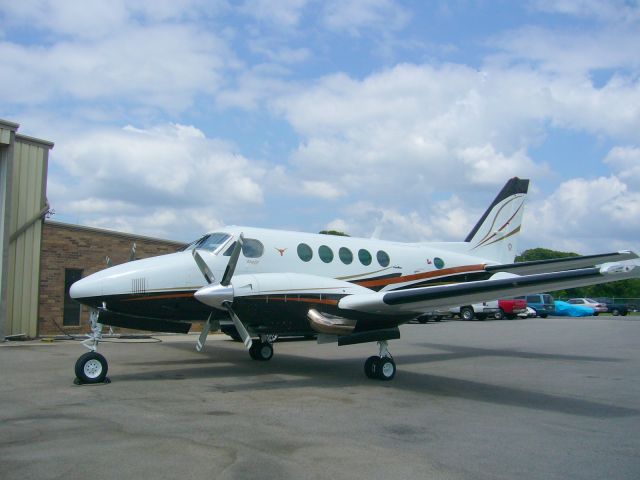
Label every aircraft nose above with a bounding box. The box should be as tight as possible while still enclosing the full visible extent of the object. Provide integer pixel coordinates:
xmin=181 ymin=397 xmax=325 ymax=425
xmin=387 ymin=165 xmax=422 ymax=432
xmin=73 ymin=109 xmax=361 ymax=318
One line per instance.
xmin=69 ymin=276 xmax=102 ymax=300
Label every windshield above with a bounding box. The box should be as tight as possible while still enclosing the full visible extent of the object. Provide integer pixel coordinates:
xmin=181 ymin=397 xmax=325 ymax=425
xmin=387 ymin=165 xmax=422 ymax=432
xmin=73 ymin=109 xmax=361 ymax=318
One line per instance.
xmin=182 ymin=233 xmax=232 ymax=253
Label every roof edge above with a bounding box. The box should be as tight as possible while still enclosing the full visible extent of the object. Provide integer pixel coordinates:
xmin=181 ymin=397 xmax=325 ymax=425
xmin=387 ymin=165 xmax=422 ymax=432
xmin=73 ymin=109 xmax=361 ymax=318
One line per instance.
xmin=45 ymin=220 xmax=185 ymax=246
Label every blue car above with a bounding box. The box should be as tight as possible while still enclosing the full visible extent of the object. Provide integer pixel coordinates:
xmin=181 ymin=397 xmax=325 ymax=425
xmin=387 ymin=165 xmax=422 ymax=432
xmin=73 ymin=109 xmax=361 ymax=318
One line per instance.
xmin=554 ymin=300 xmax=595 ymax=317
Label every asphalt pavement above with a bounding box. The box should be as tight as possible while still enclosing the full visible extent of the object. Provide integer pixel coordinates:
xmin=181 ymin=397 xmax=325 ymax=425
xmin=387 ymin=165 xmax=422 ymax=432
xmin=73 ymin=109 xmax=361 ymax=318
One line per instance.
xmin=1 ymin=316 xmax=639 ymax=480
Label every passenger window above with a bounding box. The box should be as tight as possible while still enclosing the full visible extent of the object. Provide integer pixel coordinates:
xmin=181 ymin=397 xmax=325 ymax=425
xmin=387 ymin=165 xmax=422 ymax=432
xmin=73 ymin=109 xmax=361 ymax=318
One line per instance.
xmin=242 ymin=239 xmax=264 ymax=258
xmin=526 ymin=295 xmax=538 ymax=303
xmin=297 ymin=243 xmax=313 ymax=262
xmin=223 ymin=238 xmax=264 ymax=258
xmin=319 ymin=245 xmax=334 ymax=263
xmin=358 ymin=249 xmax=372 ymax=266
xmin=377 ymin=250 xmax=390 ymax=267
xmin=339 ymin=247 xmax=353 ymax=264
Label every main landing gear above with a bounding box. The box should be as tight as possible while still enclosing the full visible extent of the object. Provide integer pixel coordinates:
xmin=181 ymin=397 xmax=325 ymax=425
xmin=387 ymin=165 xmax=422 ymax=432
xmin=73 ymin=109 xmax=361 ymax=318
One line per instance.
xmin=74 ymin=308 xmax=110 ymax=384
xmin=248 ymin=335 xmax=275 ymax=361
xmin=364 ymin=340 xmax=396 ymax=381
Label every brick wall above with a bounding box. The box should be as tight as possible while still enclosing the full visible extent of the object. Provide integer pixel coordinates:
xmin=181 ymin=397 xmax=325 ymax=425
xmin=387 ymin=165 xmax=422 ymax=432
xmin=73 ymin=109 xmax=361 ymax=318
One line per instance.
xmin=38 ymin=221 xmax=186 ymax=336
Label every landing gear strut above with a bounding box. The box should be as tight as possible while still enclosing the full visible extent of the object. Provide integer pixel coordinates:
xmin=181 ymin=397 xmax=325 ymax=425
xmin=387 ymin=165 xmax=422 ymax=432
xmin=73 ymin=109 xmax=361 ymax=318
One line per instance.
xmin=74 ymin=308 xmax=109 ymax=384
xmin=364 ymin=340 xmax=396 ymax=381
xmin=249 ymin=334 xmax=275 ymax=361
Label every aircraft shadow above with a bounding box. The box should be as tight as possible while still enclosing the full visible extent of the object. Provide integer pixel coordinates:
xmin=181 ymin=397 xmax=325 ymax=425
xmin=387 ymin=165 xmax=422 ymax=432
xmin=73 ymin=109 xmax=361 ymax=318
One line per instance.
xmin=404 ymin=342 xmax=623 ymax=364
xmin=113 ymin=340 xmax=637 ymax=418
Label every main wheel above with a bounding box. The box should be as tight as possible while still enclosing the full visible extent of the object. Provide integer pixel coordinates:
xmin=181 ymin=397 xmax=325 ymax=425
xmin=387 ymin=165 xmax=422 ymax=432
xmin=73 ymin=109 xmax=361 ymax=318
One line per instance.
xmin=377 ymin=357 xmax=396 ymax=381
xmin=249 ymin=341 xmax=273 ymax=361
xmin=364 ymin=355 xmax=379 ymax=379
xmin=75 ymin=351 xmax=108 ymax=384
xmin=460 ymin=307 xmax=475 ymax=321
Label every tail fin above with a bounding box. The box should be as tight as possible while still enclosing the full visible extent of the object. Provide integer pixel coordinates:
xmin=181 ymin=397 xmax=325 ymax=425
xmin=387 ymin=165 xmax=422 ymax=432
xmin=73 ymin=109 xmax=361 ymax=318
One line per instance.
xmin=465 ymin=177 xmax=529 ymax=264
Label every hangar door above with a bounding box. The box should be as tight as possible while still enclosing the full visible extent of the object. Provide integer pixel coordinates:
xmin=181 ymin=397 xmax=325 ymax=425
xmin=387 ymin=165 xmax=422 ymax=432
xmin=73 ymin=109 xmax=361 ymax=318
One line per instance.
xmin=0 ymin=119 xmax=52 ymax=339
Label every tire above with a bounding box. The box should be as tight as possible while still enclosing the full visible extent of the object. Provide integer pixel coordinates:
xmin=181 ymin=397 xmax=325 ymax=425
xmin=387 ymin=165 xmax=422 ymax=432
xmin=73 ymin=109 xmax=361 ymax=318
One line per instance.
xmin=611 ymin=308 xmax=620 ymax=316
xmin=75 ymin=351 xmax=108 ymax=384
xmin=460 ymin=307 xmax=475 ymax=321
xmin=249 ymin=341 xmax=273 ymax=361
xmin=377 ymin=357 xmax=396 ymax=381
xmin=540 ymin=313 xmax=548 ymax=318
xmin=494 ymin=309 xmax=505 ymax=320
xmin=506 ymin=314 xmax=517 ymax=320
xmin=364 ymin=356 xmax=379 ymax=379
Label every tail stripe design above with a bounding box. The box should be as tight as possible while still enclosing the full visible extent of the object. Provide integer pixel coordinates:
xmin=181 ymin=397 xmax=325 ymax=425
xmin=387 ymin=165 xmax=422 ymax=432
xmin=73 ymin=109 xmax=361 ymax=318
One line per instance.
xmin=470 ymin=197 xmax=525 ymax=250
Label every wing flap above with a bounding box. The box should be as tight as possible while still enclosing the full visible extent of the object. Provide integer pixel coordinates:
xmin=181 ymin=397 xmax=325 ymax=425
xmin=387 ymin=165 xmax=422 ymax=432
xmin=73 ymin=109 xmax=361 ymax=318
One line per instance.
xmin=338 ymin=262 xmax=640 ymax=315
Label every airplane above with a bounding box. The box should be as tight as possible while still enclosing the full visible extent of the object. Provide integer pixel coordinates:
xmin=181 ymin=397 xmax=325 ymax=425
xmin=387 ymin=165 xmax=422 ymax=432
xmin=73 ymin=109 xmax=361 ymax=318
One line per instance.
xmin=69 ymin=177 xmax=640 ymax=384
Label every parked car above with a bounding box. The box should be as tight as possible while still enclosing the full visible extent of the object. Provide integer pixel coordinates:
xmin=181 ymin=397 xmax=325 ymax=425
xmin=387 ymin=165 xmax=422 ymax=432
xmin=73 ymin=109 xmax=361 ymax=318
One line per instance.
xmin=595 ymin=298 xmax=632 ymax=316
xmin=567 ymin=298 xmax=607 ymax=315
xmin=554 ymin=300 xmax=595 ymax=317
xmin=450 ymin=298 xmax=527 ymax=320
xmin=514 ymin=294 xmax=555 ymax=318
xmin=604 ymin=301 xmax=629 ymax=316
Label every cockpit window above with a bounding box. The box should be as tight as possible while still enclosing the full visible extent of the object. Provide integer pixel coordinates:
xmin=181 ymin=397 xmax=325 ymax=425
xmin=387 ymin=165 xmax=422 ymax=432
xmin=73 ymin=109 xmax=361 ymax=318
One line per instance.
xmin=199 ymin=233 xmax=232 ymax=252
xmin=223 ymin=238 xmax=265 ymax=258
xmin=183 ymin=233 xmax=231 ymax=253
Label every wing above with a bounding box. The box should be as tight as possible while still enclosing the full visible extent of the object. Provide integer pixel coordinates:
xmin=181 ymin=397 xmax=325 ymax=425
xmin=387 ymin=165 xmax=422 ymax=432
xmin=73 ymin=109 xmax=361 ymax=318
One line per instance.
xmin=338 ymin=262 xmax=640 ymax=315
xmin=485 ymin=250 xmax=637 ymax=276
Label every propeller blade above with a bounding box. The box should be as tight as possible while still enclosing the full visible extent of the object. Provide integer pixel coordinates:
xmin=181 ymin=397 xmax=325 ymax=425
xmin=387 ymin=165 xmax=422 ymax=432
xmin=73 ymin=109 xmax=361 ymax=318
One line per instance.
xmin=220 ymin=233 xmax=244 ymax=287
xmin=227 ymin=304 xmax=252 ymax=349
xmin=196 ymin=314 xmax=212 ymax=352
xmin=192 ymin=249 xmax=215 ymax=284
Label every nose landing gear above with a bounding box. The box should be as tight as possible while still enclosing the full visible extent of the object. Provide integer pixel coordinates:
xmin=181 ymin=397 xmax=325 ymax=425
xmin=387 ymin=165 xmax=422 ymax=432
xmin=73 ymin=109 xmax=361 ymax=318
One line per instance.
xmin=74 ymin=308 xmax=110 ymax=385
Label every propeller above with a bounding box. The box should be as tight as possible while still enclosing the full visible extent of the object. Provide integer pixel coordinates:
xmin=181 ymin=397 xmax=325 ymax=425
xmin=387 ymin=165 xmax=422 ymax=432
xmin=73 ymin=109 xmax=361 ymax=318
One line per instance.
xmin=192 ymin=234 xmax=253 ymax=350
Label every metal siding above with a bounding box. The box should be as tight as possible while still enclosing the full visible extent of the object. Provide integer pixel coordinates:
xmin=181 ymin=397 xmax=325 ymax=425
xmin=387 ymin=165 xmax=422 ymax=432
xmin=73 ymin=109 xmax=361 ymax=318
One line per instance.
xmin=6 ymin=139 xmax=47 ymax=337
xmin=0 ymin=128 xmax=10 ymax=145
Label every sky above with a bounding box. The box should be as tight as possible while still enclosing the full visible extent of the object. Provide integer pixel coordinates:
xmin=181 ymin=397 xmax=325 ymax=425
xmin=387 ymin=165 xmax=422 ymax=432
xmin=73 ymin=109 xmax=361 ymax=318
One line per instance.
xmin=1 ymin=0 xmax=639 ymax=255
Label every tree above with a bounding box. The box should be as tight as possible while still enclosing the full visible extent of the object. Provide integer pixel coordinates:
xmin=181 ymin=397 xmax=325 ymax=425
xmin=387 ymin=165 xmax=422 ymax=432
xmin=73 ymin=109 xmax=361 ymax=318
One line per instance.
xmin=319 ymin=230 xmax=350 ymax=236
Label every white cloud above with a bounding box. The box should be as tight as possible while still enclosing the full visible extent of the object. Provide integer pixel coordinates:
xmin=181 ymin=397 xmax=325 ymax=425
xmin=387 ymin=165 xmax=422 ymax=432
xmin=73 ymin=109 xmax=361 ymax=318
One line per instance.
xmin=301 ymin=180 xmax=344 ymax=199
xmin=1 ymin=0 xmax=224 ymax=39
xmin=49 ymin=123 xmax=266 ymax=239
xmin=523 ymin=176 xmax=640 ymax=253
xmin=0 ymin=24 xmax=232 ymax=111
xmin=605 ymin=146 xmax=640 ymax=187
xmin=322 ymin=0 xmax=410 ymax=36
xmin=239 ymin=0 xmax=308 ymax=27
xmin=531 ymin=0 xmax=640 ymax=24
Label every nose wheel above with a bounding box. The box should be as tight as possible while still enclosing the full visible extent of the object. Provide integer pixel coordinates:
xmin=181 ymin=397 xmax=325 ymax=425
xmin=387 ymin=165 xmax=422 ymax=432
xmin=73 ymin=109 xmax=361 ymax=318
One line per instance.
xmin=74 ymin=307 xmax=110 ymax=385
xmin=364 ymin=341 xmax=396 ymax=380
xmin=75 ymin=351 xmax=109 ymax=384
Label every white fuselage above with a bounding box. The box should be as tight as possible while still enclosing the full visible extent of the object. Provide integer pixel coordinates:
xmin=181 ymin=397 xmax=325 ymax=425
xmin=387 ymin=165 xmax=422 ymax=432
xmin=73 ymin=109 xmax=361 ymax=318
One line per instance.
xmin=70 ymin=225 xmax=501 ymax=303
